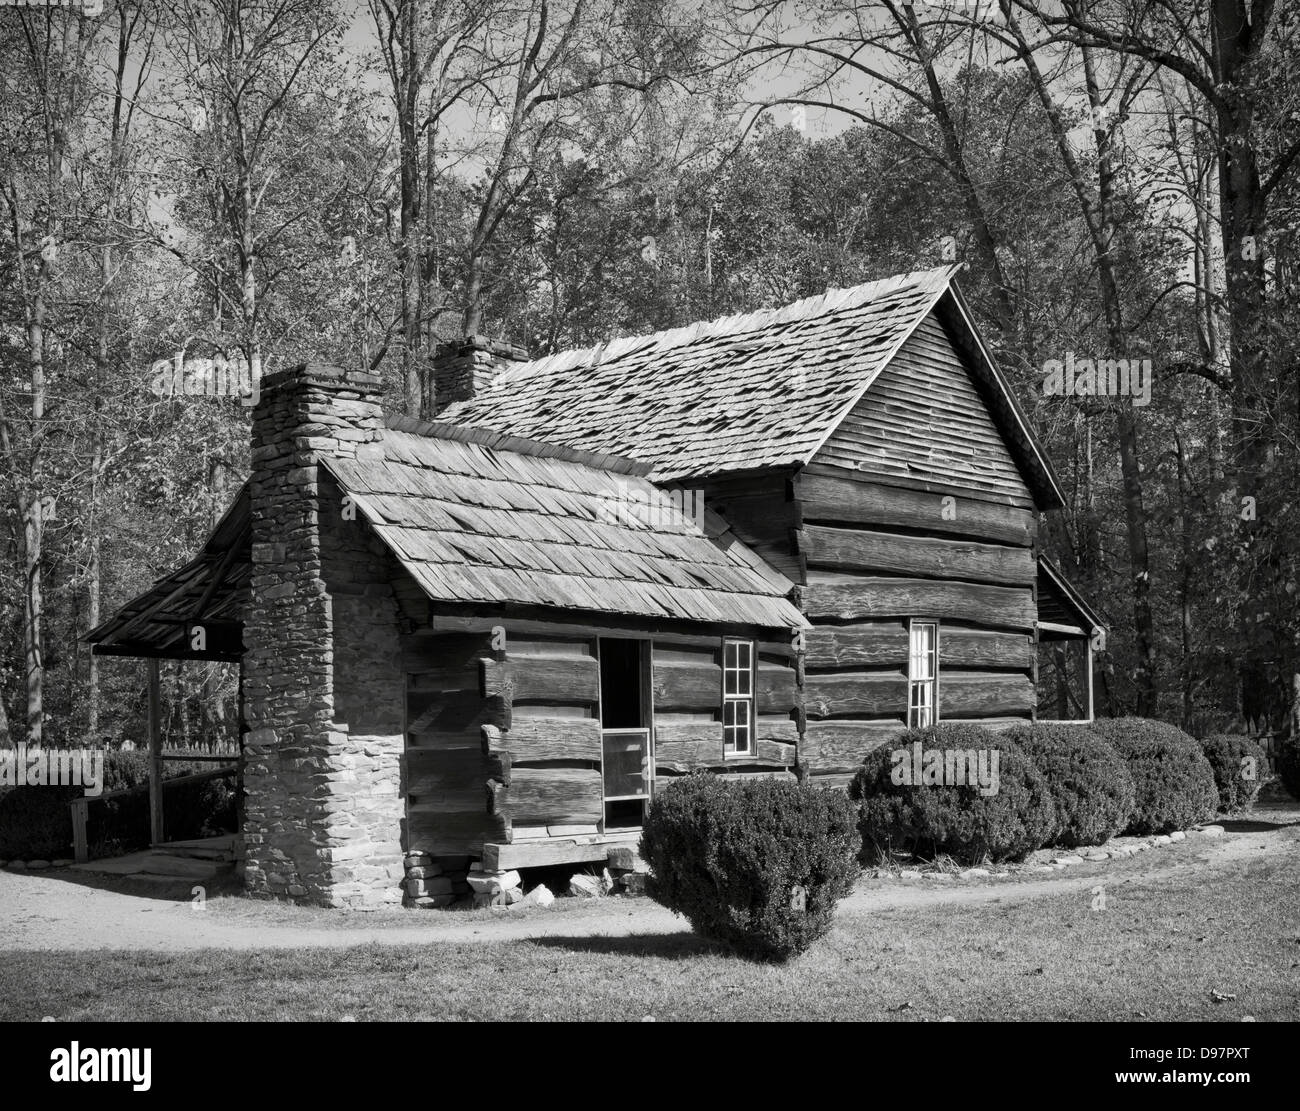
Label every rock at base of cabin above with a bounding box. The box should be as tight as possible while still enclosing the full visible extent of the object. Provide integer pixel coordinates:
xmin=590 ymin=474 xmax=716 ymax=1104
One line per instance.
xmin=407 ymin=893 xmax=456 ymax=909
xmin=608 ymin=847 xmax=650 ymax=873
xmin=504 ymin=887 xmax=525 ymax=905
xmin=27 ymin=859 xmax=51 ymax=870
xmin=569 ymin=873 xmax=603 ymax=898
xmin=523 ymin=883 xmax=555 ymax=907
xmin=405 ymin=852 xmax=433 ymax=868
xmin=473 ymin=890 xmax=509 ymax=909
xmin=407 ymin=876 xmax=454 ymax=898
xmin=618 ymin=872 xmax=649 ymax=896
xmin=405 ymin=864 xmax=443 ymax=880
xmin=6 ymin=860 xmax=27 ymax=871
xmin=51 ymin=859 xmax=73 ymax=868
xmin=466 ymin=869 xmax=521 ymax=895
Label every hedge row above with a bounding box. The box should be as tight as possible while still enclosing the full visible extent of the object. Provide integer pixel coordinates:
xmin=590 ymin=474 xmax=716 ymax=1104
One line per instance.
xmin=0 ymin=750 xmax=236 ymax=860
xmin=846 ymin=718 xmax=1237 ymax=867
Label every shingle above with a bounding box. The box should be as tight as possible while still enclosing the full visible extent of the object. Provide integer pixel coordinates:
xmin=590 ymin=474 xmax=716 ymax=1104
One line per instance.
xmin=440 ymin=267 xmax=957 ymax=481
xmin=320 ymin=430 xmax=805 ymax=630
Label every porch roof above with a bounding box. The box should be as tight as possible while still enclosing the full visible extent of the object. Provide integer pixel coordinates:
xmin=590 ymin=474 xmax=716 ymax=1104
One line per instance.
xmin=1036 ymin=556 xmax=1106 ymax=641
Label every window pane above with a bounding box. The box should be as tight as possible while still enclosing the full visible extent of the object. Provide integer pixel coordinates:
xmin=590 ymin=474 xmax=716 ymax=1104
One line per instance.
xmin=735 ymin=662 xmax=751 ymax=696
xmin=602 ymin=731 xmax=649 ymax=798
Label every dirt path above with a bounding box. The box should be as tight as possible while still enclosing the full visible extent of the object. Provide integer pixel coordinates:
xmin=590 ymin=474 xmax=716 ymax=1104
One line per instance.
xmin=2 ymin=816 xmax=1294 ymax=952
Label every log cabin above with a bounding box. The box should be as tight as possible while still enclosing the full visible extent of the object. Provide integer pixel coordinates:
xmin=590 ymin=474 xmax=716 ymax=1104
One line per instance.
xmin=88 ymin=264 xmax=1102 ymax=907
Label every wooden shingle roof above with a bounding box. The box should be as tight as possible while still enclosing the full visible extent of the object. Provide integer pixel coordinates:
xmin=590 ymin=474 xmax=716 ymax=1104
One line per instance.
xmin=323 ymin=418 xmax=806 ymax=629
xmin=442 ymin=266 xmax=958 ymax=483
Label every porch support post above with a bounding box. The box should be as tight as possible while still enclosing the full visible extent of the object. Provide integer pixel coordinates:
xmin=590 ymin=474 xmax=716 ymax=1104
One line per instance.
xmin=148 ymin=658 xmax=164 ymax=845
xmin=1085 ymin=633 xmax=1095 ymax=723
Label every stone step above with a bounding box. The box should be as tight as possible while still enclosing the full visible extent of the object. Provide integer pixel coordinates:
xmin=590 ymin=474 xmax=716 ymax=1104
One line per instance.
xmin=72 ymin=852 xmax=231 ymax=881
xmin=155 ymin=836 xmax=237 ymax=862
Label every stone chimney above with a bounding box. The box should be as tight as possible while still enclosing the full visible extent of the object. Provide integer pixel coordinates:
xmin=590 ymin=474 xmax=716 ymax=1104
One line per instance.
xmin=432 ymin=335 xmax=528 ymax=414
xmin=243 ymin=363 xmax=405 ymax=908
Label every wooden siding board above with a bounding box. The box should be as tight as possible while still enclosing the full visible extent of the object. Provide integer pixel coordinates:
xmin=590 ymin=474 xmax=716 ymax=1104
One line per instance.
xmin=798 ymin=525 xmax=1035 ymax=586
xmin=803 ymin=577 xmax=1035 ymax=631
xmin=811 ymin=315 xmax=1034 ymax=502
xmin=796 ymin=470 xmax=1037 ymax=547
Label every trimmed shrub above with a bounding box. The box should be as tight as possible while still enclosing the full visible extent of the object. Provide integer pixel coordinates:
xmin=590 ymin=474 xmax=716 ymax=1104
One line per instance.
xmin=1003 ymin=722 xmax=1136 ymax=847
xmin=1087 ymin=718 xmax=1219 ymax=833
xmin=639 ymin=774 xmax=859 ymax=961
xmin=849 ymin=723 xmax=1055 ymax=865
xmin=1276 ymin=730 xmax=1300 ymax=802
xmin=1199 ymin=734 xmax=1268 ymax=814
xmin=0 ymin=784 xmax=81 ymax=858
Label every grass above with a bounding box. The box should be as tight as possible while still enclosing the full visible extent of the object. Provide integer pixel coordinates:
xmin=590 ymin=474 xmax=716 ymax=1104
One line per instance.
xmin=4 ymin=842 xmax=1299 ymax=1022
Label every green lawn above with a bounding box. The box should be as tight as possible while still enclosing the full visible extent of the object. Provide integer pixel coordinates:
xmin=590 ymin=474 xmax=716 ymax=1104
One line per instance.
xmin=5 ymin=845 xmax=1298 ymax=1022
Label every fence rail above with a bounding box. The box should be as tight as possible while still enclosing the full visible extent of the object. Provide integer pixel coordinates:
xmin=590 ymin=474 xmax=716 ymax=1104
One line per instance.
xmin=69 ymin=764 xmax=239 ymax=864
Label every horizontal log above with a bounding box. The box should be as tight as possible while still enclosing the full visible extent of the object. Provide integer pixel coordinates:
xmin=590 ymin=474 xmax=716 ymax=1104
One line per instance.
xmin=941 ymin=673 xmax=1036 ymax=717
xmin=803 ymin=578 xmax=1034 ymax=631
xmin=940 ymin=630 xmax=1033 ymax=670
xmin=406 ymin=689 xmax=506 ymax=737
xmin=756 ymin=738 xmax=798 ymax=765
xmin=804 ymin=623 xmax=908 ymax=669
xmin=405 ymin=666 xmax=479 ymax=694
xmin=482 ymin=717 xmax=601 ymax=763
xmin=482 ymin=836 xmax=638 ymax=871
xmin=714 ymin=769 xmax=798 ymax=782
xmin=655 ymin=721 xmax=724 ymax=766
xmin=804 ymin=671 xmax=908 ymax=719
xmin=505 ymin=766 xmax=603 ymax=825
xmin=753 ymin=719 xmax=800 ymax=745
xmin=755 ymin=666 xmax=797 ymax=713
xmin=802 ymin=721 xmax=905 ymax=773
xmin=797 ymin=525 xmax=1035 ymax=586
xmin=482 ymin=656 xmax=598 ymax=703
xmin=651 ymin=661 xmax=721 ymax=711
xmin=405 ymin=808 xmax=507 ymax=856
xmin=804 ymin=771 xmax=856 ymax=790
xmin=401 ymin=632 xmax=493 ymax=674
xmin=402 ymin=748 xmax=506 ymax=797
xmin=797 ymin=470 xmax=1037 ymax=546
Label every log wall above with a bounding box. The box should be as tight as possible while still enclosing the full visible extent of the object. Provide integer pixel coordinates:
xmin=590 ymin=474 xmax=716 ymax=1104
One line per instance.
xmin=402 ymin=623 xmax=802 ymax=858
xmin=699 ymin=309 xmax=1043 ymax=788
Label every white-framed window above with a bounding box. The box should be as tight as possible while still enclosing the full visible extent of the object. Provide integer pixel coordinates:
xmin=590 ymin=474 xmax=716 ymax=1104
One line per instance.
xmin=722 ymin=638 xmax=754 ymax=755
xmin=908 ymin=620 xmax=939 ymax=728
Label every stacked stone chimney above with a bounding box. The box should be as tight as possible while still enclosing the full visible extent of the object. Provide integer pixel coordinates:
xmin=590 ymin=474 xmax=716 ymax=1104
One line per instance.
xmin=432 ymin=335 xmax=527 ymax=414
xmin=243 ymin=363 xmax=405 ymax=908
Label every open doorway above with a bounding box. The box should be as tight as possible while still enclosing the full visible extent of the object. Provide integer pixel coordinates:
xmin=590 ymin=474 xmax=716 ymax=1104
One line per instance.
xmin=597 ymin=638 xmax=652 ymax=830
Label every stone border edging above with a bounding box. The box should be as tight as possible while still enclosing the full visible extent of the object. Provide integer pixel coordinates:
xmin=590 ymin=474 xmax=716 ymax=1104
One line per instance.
xmin=871 ymin=824 xmax=1227 ymax=883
